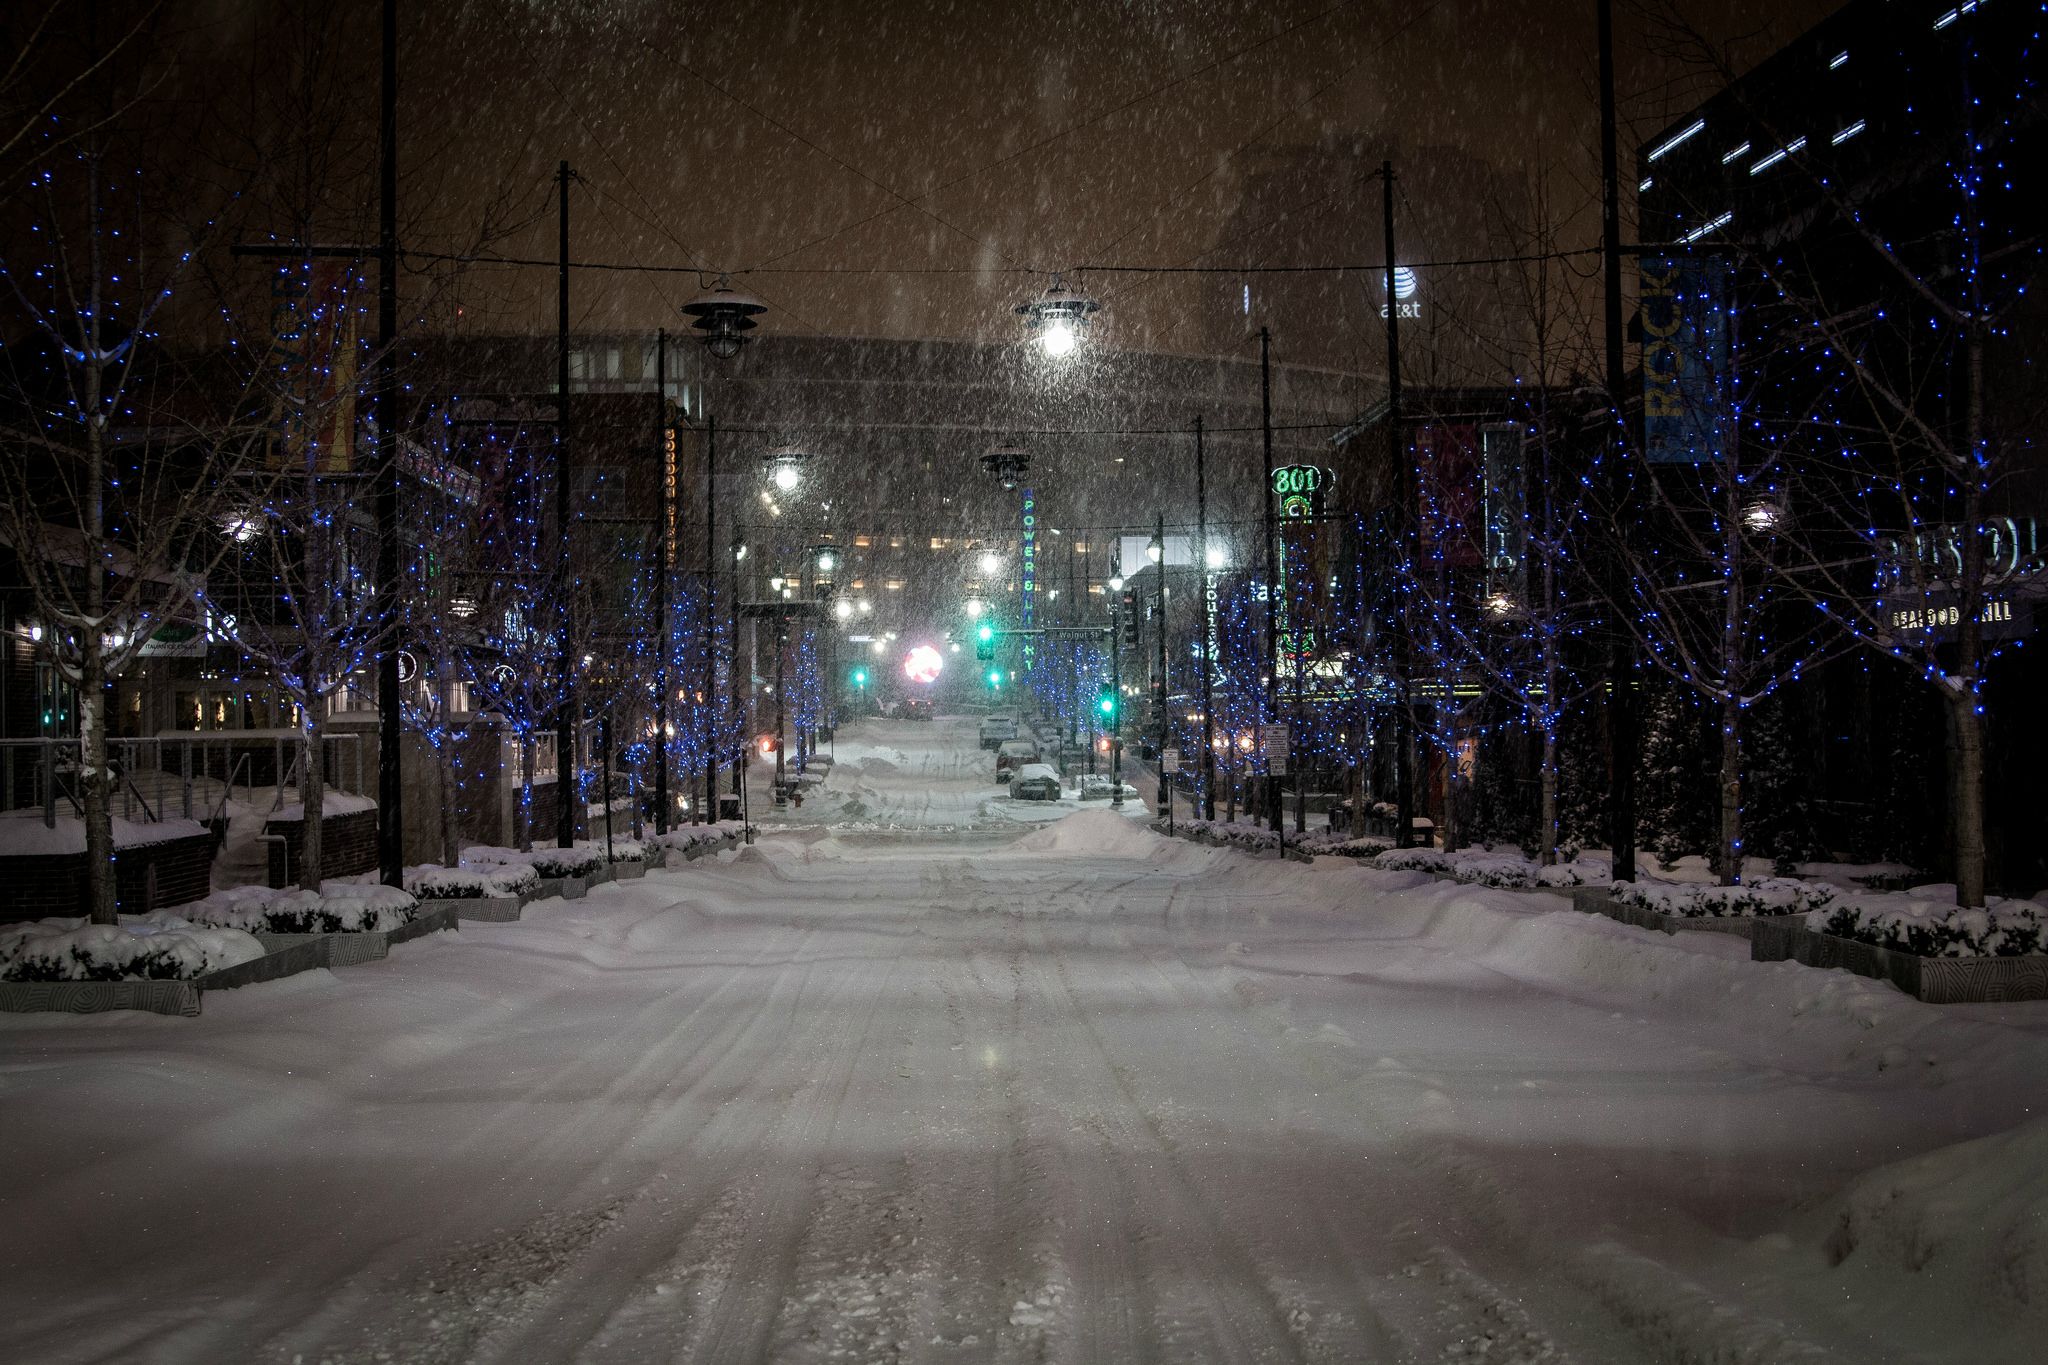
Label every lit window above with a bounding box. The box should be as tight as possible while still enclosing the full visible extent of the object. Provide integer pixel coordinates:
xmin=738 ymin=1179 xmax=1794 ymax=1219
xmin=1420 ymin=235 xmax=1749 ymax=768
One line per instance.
xmin=1647 ymin=119 xmax=1705 ymax=161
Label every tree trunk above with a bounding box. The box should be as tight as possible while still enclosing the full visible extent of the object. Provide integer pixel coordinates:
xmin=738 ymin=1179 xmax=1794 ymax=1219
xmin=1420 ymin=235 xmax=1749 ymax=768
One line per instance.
xmin=1717 ymin=693 xmax=1742 ymax=887
xmin=438 ymin=739 xmax=459 ymax=868
xmin=1539 ymin=722 xmax=1559 ymax=866
xmin=1948 ymin=690 xmax=1987 ymax=907
xmin=516 ymin=733 xmax=534 ymax=853
xmin=299 ymin=714 xmax=324 ymax=891
xmin=80 ymin=642 xmax=117 ymax=923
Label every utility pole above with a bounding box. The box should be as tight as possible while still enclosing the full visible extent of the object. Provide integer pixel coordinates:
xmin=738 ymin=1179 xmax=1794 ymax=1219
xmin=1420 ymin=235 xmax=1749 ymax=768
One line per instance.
xmin=1597 ymin=0 xmax=1638 ymax=883
xmin=703 ymin=414 xmax=718 ymax=822
xmin=654 ymin=328 xmax=669 ymax=836
xmin=1259 ymin=327 xmax=1280 ymax=834
xmin=1383 ymin=160 xmax=1416 ymax=850
xmin=374 ymin=0 xmax=402 ymax=884
xmin=1196 ymin=415 xmax=1216 ymax=821
xmin=1154 ymin=511 xmax=1168 ymax=824
xmin=555 ymin=159 xmax=576 ymax=849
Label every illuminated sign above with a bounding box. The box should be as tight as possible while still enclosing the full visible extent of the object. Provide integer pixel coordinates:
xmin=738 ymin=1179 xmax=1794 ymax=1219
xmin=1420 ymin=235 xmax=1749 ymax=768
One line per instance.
xmin=663 ymin=426 xmax=679 ymax=568
xmin=1272 ymin=464 xmax=1330 ymax=520
xmin=1020 ymin=488 xmax=1037 ymax=675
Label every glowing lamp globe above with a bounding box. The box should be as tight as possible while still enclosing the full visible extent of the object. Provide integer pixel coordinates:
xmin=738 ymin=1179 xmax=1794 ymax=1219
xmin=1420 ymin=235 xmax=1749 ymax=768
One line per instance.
xmin=903 ymin=644 xmax=945 ymax=685
xmin=772 ymin=463 xmax=800 ymax=493
xmin=1038 ymin=320 xmax=1077 ymax=357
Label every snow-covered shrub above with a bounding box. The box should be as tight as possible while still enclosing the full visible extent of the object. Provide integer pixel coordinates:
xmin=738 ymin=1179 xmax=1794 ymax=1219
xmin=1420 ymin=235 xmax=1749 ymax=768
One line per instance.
xmin=1 ymin=914 xmax=263 ymax=982
xmin=1613 ymin=877 xmax=1835 ymax=920
xmin=406 ymin=862 xmax=538 ymax=899
xmin=599 ymin=838 xmax=647 ymax=863
xmin=529 ymin=846 xmax=605 ymax=879
xmin=1814 ymin=898 xmax=2046 ymax=958
xmin=1371 ymin=848 xmax=1454 ymax=874
xmin=183 ymin=882 xmax=418 ymax=934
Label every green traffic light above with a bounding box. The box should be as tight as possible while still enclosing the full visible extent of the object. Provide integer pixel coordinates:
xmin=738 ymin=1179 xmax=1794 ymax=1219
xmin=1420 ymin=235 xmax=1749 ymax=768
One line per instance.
xmin=987 ymin=669 xmax=1002 ymax=687
xmin=852 ymin=668 xmax=868 ymax=686
xmin=976 ymin=623 xmax=994 ymax=643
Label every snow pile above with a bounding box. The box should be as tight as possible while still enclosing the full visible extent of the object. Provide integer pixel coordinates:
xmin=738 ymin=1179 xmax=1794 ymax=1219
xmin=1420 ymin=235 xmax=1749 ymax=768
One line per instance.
xmin=0 ymin=812 xmax=209 ymax=856
xmin=1793 ymin=1118 xmax=2048 ymax=1349
xmin=407 ymin=862 xmax=539 ymax=900
xmin=1813 ymin=893 xmax=2045 ymax=958
xmin=0 ymin=912 xmax=263 ymax=981
xmin=1016 ymin=809 xmax=1163 ymax=857
xmin=1615 ymin=876 xmax=1838 ymax=919
xmin=183 ymin=881 xmax=418 ymax=934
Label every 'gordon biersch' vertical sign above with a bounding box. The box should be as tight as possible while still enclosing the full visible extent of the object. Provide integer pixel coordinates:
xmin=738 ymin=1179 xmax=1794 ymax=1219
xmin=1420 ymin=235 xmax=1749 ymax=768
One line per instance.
xmin=1021 ymin=488 xmax=1038 ymax=677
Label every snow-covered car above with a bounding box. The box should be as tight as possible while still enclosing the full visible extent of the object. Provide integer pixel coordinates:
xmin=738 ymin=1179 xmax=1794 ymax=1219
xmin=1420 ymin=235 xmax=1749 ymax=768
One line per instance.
xmin=900 ymin=697 xmax=934 ymax=721
xmin=994 ymin=739 xmax=1039 ymax=782
xmin=1009 ymin=764 xmax=1062 ymax=801
xmin=979 ymin=713 xmax=1019 ymax=748
xmin=1077 ymin=774 xmax=1140 ymax=802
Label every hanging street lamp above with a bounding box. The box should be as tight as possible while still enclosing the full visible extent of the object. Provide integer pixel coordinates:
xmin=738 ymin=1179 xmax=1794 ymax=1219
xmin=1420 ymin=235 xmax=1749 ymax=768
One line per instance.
xmin=681 ymin=275 xmax=768 ymax=360
xmin=1014 ymin=274 xmax=1099 ymax=358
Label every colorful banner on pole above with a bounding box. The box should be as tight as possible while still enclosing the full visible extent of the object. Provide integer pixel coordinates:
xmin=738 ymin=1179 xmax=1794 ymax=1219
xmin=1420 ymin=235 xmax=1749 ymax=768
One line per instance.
xmin=1640 ymin=255 xmax=1731 ymax=464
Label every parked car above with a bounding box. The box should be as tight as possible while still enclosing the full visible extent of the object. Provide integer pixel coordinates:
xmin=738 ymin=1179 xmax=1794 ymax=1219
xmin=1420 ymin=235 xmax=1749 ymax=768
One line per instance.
xmin=979 ymin=712 xmax=1020 ymax=748
xmin=1078 ymin=774 xmax=1141 ymax=802
xmin=1009 ymin=764 xmax=1063 ymax=801
xmin=994 ymin=739 xmax=1039 ymax=782
xmin=900 ymin=697 xmax=935 ymax=721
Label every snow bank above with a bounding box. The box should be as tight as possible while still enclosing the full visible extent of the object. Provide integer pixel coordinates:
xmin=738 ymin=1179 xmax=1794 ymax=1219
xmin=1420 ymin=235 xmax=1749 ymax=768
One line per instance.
xmin=1792 ymin=1118 xmax=2048 ymax=1351
xmin=0 ymin=911 xmax=263 ymax=981
xmin=1015 ymin=809 xmax=1163 ymax=857
xmin=182 ymin=881 xmax=418 ymax=934
xmin=0 ymin=812 xmax=209 ymax=856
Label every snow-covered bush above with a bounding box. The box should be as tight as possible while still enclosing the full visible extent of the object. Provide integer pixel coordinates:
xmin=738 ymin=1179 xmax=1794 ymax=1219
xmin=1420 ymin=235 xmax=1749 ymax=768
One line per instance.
xmin=463 ymin=844 xmax=606 ymax=879
xmin=408 ymin=862 xmax=539 ymax=900
xmin=183 ymin=882 xmax=419 ymax=934
xmin=1613 ymin=877 xmax=1836 ymax=920
xmin=1 ymin=913 xmax=263 ymax=982
xmin=650 ymin=822 xmax=747 ymax=855
xmin=1372 ymin=848 xmax=1454 ymax=874
xmin=598 ymin=838 xmax=647 ymax=863
xmin=1814 ymin=897 xmax=2046 ymax=958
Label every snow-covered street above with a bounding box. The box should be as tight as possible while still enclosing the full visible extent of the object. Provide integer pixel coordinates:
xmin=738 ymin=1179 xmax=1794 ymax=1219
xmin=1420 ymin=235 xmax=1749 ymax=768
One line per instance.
xmin=4 ymin=719 xmax=2045 ymax=1364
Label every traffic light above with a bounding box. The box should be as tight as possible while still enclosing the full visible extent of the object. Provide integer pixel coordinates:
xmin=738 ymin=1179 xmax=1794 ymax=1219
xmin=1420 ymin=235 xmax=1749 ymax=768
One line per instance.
xmin=986 ymin=668 xmax=1002 ymax=689
xmin=1097 ymin=682 xmax=1117 ymax=722
xmin=1120 ymin=589 xmax=1139 ymax=646
xmin=851 ymin=667 xmax=868 ymax=688
xmin=975 ymin=621 xmax=996 ymax=660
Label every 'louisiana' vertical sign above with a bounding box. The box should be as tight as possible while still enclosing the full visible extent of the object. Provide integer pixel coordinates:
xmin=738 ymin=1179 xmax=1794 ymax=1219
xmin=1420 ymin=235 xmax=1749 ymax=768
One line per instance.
xmin=1641 ymin=255 xmax=1731 ymax=464
xmin=1020 ymin=488 xmax=1038 ymax=677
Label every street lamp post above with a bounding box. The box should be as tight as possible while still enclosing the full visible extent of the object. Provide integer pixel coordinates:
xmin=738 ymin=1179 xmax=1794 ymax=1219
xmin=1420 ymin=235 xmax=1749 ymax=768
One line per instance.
xmin=1153 ymin=516 xmax=1168 ymax=823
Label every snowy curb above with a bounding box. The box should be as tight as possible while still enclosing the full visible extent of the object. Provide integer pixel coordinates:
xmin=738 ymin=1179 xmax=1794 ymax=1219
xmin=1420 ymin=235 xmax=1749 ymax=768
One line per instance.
xmin=0 ymin=936 xmax=332 ymax=1016
xmin=1750 ymin=918 xmax=2048 ymax=1004
xmin=1569 ymin=888 xmax=1776 ymax=940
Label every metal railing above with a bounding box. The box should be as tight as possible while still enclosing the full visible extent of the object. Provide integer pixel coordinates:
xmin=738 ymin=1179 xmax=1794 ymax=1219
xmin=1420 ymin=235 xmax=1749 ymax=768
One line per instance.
xmin=0 ymin=732 xmax=373 ymax=828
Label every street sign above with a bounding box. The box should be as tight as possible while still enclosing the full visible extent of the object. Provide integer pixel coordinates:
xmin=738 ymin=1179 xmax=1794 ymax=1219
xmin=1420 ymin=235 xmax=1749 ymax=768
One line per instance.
xmin=1265 ymin=724 xmax=1289 ymax=776
xmin=1162 ymin=748 xmax=1181 ymax=774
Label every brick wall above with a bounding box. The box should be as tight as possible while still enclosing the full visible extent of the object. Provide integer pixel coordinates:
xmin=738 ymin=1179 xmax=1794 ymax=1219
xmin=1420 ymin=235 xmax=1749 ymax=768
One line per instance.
xmin=263 ymin=807 xmax=378 ymax=885
xmin=0 ymin=832 xmax=217 ymax=923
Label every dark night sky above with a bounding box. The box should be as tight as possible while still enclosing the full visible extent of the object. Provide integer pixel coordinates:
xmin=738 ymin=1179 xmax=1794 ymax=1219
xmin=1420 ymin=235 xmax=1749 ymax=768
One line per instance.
xmin=128 ymin=0 xmax=1841 ymax=369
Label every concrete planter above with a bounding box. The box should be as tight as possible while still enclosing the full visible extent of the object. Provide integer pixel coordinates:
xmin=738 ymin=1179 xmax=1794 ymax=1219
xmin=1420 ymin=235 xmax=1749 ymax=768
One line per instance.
xmin=612 ymin=858 xmax=647 ymax=880
xmin=250 ymin=902 xmax=459 ymax=968
xmin=441 ymin=894 xmax=522 ymax=922
xmin=0 ymin=936 xmax=331 ymax=1016
xmin=532 ymin=875 xmax=589 ymax=901
xmin=587 ymin=864 xmax=615 ymax=887
xmin=1751 ymin=918 xmax=2048 ymax=1004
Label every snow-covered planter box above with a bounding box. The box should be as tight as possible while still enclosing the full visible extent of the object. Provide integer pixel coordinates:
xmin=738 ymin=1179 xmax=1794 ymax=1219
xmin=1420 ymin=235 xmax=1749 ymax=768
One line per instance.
xmin=181 ymin=883 xmax=446 ymax=967
xmin=404 ymin=864 xmax=536 ymax=922
xmin=0 ymin=912 xmax=304 ymax=1015
xmin=650 ymin=823 xmax=747 ymax=866
xmin=1752 ymin=913 xmax=2048 ymax=1004
xmin=1615 ymin=877 xmax=1837 ymax=921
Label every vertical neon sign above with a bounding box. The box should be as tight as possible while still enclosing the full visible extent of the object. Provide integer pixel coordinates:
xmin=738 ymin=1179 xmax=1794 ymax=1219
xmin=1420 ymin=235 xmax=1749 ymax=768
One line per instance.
xmin=1020 ymin=488 xmax=1037 ymax=677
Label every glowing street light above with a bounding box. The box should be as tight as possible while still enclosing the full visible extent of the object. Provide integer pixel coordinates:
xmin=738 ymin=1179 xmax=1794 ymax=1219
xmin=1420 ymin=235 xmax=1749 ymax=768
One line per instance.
xmin=1016 ymin=274 xmax=1099 ymax=358
xmin=1205 ymin=544 xmax=1228 ymax=569
xmin=978 ymin=549 xmax=1002 ymax=575
xmin=1146 ymin=534 xmax=1164 ymax=564
xmin=766 ymin=447 xmax=809 ymax=493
